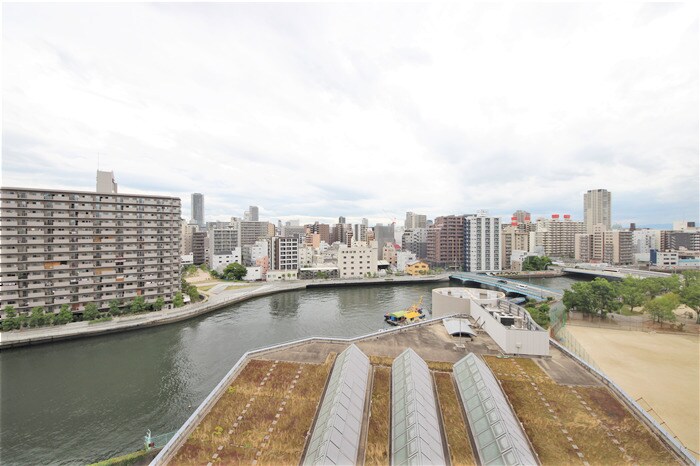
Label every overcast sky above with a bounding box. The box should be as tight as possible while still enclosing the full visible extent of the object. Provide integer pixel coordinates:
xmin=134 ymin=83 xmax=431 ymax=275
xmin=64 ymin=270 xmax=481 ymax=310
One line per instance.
xmin=2 ymin=3 xmax=698 ymax=227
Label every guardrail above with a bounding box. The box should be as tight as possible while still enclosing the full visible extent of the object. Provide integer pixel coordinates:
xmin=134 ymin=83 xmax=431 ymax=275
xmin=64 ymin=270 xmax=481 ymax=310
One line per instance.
xmin=549 ymin=339 xmax=696 ymax=465
xmin=150 ymin=313 xmax=460 ymax=465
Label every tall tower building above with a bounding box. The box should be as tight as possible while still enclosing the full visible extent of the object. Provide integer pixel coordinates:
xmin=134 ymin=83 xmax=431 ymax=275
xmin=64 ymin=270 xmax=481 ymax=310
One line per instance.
xmin=191 ymin=193 xmax=205 ymax=228
xmin=583 ymin=189 xmax=611 ymax=234
xmin=405 ymin=212 xmax=427 ymax=229
xmin=248 ymin=206 xmax=259 ymax=222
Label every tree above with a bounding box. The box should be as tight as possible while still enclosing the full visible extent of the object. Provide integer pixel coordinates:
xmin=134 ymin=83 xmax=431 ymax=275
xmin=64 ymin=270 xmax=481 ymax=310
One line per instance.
xmin=590 ymin=277 xmax=622 ymax=316
xmin=679 ymin=281 xmax=700 ymax=323
xmin=29 ymin=307 xmax=46 ymax=327
xmin=209 ymin=270 xmax=220 ymax=279
xmin=615 ymin=277 xmax=647 ymax=311
xmin=109 ymin=299 xmax=122 ymax=316
xmin=83 ymin=303 xmax=99 ymax=321
xmin=222 ymin=263 xmax=247 ymax=281
xmin=130 ymin=296 xmax=146 ymax=314
xmin=173 ymin=292 xmax=184 ymax=308
xmin=153 ymin=297 xmax=165 ymax=311
xmin=56 ymin=304 xmax=73 ymax=325
xmin=644 ymin=293 xmax=680 ymax=327
xmin=2 ymin=306 xmax=18 ymax=331
xmin=522 ymin=256 xmax=553 ymax=272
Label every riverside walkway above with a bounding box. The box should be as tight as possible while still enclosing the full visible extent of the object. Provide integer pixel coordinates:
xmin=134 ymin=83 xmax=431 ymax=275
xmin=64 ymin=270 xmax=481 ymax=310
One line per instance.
xmin=0 ymin=274 xmax=449 ymax=349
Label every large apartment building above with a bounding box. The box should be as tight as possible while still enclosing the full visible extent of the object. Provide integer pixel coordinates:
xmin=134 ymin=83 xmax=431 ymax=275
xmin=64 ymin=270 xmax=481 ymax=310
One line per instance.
xmin=0 ymin=179 xmax=181 ymax=315
xmin=337 ymin=241 xmax=378 ymax=278
xmin=268 ymin=237 xmax=299 ymax=271
xmin=464 ymin=213 xmax=501 ymax=273
xmin=575 ymin=227 xmax=634 ymax=265
xmin=531 ymin=215 xmax=585 ymax=259
xmin=427 ymin=215 xmax=465 ymax=269
xmin=583 ymin=189 xmax=611 ymax=234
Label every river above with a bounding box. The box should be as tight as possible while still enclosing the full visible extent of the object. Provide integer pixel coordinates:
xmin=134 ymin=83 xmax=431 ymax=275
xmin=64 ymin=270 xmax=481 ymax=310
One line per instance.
xmin=0 ymin=277 xmax=578 ymax=465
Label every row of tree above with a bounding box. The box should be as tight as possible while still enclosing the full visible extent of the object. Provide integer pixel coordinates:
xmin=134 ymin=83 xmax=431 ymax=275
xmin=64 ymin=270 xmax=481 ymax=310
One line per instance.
xmin=562 ymin=271 xmax=700 ymax=325
xmin=1 ymin=291 xmax=188 ymax=331
xmin=522 ymin=256 xmax=554 ymax=272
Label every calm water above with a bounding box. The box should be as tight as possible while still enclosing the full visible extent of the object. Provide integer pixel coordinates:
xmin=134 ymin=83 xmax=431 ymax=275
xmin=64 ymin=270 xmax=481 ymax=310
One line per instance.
xmin=0 ymin=278 xmax=576 ymax=465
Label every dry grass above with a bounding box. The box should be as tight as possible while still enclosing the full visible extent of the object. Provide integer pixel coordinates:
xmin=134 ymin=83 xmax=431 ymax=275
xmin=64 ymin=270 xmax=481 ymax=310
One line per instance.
xmin=483 ymin=356 xmax=677 ymax=466
xmin=369 ymin=355 xmax=453 ymax=372
xmin=365 ymin=366 xmax=391 ymax=466
xmin=172 ymin=358 xmax=332 ymax=465
xmin=433 ymin=372 xmax=476 ymax=466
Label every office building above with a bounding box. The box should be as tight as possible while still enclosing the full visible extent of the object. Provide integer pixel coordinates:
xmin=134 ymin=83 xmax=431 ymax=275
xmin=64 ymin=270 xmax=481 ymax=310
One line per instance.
xmin=337 ymin=241 xmax=378 ymax=278
xmin=191 ymin=193 xmax=205 ymax=228
xmin=501 ymin=224 xmax=530 ymax=270
xmin=583 ymin=189 xmax=611 ymax=233
xmin=402 ymin=228 xmax=428 ymax=259
xmin=240 ymin=221 xmax=274 ymax=246
xmin=248 ymin=206 xmax=259 ymax=222
xmin=464 ymin=212 xmax=501 ymax=273
xmin=0 ymin=175 xmax=181 ymax=315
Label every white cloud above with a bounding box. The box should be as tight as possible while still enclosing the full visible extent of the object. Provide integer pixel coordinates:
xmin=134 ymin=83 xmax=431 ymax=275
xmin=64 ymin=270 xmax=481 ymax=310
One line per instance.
xmin=2 ymin=3 xmax=698 ymax=226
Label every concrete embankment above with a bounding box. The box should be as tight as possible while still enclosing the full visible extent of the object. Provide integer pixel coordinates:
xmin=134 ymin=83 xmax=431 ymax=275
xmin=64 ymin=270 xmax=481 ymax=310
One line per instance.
xmin=0 ymin=274 xmax=449 ymax=350
xmin=496 ymin=271 xmax=565 ymax=279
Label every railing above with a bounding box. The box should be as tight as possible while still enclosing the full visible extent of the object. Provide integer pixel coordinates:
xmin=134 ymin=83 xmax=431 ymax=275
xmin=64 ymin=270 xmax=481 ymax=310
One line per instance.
xmin=549 ymin=339 xmax=696 ymax=465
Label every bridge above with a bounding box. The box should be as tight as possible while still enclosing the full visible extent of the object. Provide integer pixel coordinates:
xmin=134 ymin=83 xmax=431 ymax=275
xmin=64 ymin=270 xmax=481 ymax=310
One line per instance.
xmin=562 ymin=267 xmax=671 ymax=280
xmin=449 ymin=272 xmax=564 ymax=301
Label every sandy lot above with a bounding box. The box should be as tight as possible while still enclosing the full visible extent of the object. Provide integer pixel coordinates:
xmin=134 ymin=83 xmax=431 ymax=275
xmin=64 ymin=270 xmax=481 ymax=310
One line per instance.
xmin=567 ymin=325 xmax=700 ymax=456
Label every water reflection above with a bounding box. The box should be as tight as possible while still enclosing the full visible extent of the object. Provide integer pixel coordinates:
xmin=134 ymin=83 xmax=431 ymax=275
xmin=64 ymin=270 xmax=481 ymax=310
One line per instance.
xmin=269 ymin=291 xmax=301 ymax=318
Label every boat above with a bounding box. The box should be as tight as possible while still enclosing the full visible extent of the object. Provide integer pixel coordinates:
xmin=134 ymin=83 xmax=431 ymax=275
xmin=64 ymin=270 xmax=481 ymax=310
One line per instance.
xmin=384 ymin=296 xmax=426 ymax=326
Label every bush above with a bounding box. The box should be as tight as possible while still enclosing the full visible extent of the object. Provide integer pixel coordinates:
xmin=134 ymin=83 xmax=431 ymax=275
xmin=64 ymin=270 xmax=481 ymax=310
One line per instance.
xmin=83 ymin=303 xmax=100 ymax=321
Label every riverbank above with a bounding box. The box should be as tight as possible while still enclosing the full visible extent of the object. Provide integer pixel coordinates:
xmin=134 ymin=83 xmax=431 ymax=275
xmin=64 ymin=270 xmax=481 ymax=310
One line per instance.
xmin=495 ymin=270 xmax=566 ymax=279
xmin=0 ymin=274 xmax=449 ymax=350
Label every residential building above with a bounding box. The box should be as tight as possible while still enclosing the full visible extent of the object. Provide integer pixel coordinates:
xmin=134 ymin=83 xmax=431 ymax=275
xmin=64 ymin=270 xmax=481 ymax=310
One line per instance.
xmin=192 ymin=231 xmax=207 ymax=265
xmin=405 ymin=260 xmax=429 ymax=276
xmin=96 ymin=170 xmax=118 ymax=194
xmin=352 ymin=223 xmax=368 ymax=243
xmin=337 ymin=241 xmax=378 ymax=279
xmin=243 ymin=266 xmax=263 ymax=281
xmin=531 ymin=215 xmax=585 ymax=259
xmin=0 ymin=177 xmax=181 ymax=315
xmin=269 ymin=237 xmax=299 ymax=271
xmin=402 ymin=228 xmax=428 ymax=259
xmin=427 ymin=215 xmax=465 ymax=269
xmin=575 ymin=227 xmax=634 ymax=265
xmin=501 ymin=224 xmax=529 ymax=270
xmin=240 ymin=221 xmax=274 ymax=246
xmin=210 ymin=248 xmax=242 ymax=273
xmin=180 ymin=220 xmax=198 ymax=256
xmin=382 ymin=243 xmax=399 ymax=267
xmin=266 ymin=270 xmax=298 ymax=281
xmin=404 ymin=212 xmax=427 ymax=229
xmin=308 ymin=222 xmax=331 ymax=244
xmin=464 ymin=212 xmax=501 ymax=273
xmin=396 ymin=251 xmax=417 ymax=273
xmin=512 ymin=210 xmax=531 ymax=225
xmin=191 ymin=193 xmax=205 ymax=228
xmin=298 ymin=245 xmax=315 ymax=267
xmin=583 ymin=189 xmax=611 ymax=233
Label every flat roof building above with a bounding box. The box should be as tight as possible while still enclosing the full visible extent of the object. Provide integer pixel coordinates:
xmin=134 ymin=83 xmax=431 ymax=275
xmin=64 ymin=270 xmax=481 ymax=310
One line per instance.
xmin=0 ymin=175 xmax=181 ymax=315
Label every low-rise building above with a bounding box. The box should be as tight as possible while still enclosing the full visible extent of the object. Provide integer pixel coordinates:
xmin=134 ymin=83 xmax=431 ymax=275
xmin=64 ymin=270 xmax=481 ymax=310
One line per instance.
xmin=210 ymin=248 xmax=242 ymax=273
xmin=266 ymin=270 xmax=298 ymax=281
xmin=405 ymin=260 xmax=429 ymax=276
xmin=337 ymin=241 xmax=378 ymax=279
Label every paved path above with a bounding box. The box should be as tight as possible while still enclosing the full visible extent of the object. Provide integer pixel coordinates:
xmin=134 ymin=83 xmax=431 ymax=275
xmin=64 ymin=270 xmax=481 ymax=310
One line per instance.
xmin=0 ymin=274 xmax=449 ymax=349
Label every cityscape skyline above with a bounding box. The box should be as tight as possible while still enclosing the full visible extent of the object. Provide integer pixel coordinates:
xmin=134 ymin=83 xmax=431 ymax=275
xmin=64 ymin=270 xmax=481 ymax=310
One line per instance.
xmin=2 ymin=3 xmax=698 ymax=227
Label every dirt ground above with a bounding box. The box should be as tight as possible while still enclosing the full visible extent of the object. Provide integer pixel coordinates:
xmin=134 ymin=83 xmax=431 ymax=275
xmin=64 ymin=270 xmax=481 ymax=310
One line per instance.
xmin=185 ymin=268 xmax=217 ymax=283
xmin=566 ymin=325 xmax=700 ymax=457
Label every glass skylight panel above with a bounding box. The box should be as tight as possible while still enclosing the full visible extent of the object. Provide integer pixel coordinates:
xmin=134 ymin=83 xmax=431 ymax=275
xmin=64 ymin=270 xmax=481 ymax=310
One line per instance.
xmin=453 ymin=353 xmax=538 ymax=466
xmin=391 ymin=349 xmax=446 ymax=466
xmin=303 ymin=344 xmax=370 ymax=466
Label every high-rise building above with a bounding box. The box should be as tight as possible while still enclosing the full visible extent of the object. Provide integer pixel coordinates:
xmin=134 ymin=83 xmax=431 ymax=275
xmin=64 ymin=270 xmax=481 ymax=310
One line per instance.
xmin=583 ymin=189 xmax=611 ymax=234
xmin=512 ymin=210 xmax=531 ymax=225
xmin=501 ymin=224 xmax=530 ymax=270
xmin=404 ymin=212 xmax=427 ymax=229
xmin=427 ymin=215 xmax=466 ymax=269
xmin=96 ymin=170 xmax=118 ymax=194
xmin=248 ymin=206 xmax=259 ymax=222
xmin=192 ymin=231 xmax=207 ymax=265
xmin=338 ymin=216 xmax=346 ymax=224
xmin=575 ymin=227 xmax=633 ymax=265
xmin=240 ymin=221 xmax=274 ymax=246
xmin=180 ymin=219 xmax=198 ymax=256
xmin=0 ymin=174 xmax=181 ymax=315
xmin=402 ymin=228 xmax=428 ymax=259
xmin=191 ymin=193 xmax=205 ymax=228
xmin=269 ymin=237 xmax=299 ymax=271
xmin=464 ymin=212 xmax=501 ymax=272
xmin=372 ymin=223 xmax=395 ymax=259
xmin=309 ymin=222 xmax=330 ymax=245
xmin=531 ymin=215 xmax=585 ymax=259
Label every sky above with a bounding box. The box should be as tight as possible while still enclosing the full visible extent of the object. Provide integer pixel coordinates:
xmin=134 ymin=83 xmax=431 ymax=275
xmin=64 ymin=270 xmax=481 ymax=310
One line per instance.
xmin=2 ymin=2 xmax=698 ymax=228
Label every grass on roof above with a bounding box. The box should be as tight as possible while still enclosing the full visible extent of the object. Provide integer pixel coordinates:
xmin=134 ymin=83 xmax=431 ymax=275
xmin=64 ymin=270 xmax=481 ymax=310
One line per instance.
xmin=434 ymin=372 xmax=476 ymax=466
xmin=364 ymin=366 xmax=391 ymax=466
